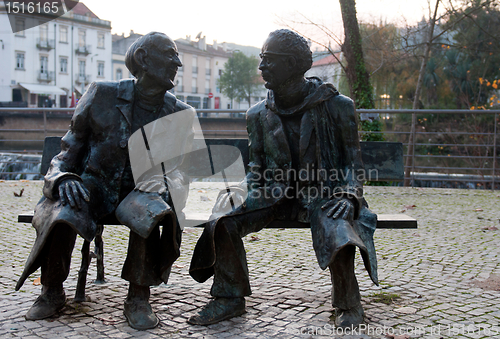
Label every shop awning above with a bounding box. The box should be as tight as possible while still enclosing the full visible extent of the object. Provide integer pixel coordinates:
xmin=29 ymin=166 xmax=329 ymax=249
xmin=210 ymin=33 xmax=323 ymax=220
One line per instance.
xmin=19 ymin=83 xmax=67 ymax=96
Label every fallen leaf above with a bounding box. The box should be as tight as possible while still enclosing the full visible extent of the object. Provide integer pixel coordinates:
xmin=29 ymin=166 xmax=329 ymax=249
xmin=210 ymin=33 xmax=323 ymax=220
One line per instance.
xmin=172 ymin=264 xmax=185 ymax=268
xmin=13 ymin=188 xmax=24 ymax=197
xmin=200 ymin=196 xmax=211 ymax=201
xmin=474 ymin=208 xmax=483 ymax=212
xmin=33 ymin=277 xmax=41 ymax=286
xmin=482 ymin=226 xmax=498 ymax=231
xmin=412 ymin=233 xmax=421 ymax=237
xmin=249 ymin=235 xmax=260 ymax=242
xmin=404 ymin=204 xmax=416 ymax=209
xmin=197 ymin=190 xmax=207 ymax=193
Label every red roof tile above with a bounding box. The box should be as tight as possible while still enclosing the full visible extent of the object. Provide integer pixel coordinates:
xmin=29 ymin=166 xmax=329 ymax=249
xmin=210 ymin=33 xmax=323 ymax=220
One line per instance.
xmin=71 ymin=2 xmax=99 ymax=19
xmin=312 ymin=54 xmax=340 ymax=67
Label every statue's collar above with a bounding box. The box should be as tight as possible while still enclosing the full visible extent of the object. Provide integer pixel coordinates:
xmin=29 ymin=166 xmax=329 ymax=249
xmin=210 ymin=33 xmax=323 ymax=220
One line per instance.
xmin=117 ymin=79 xmax=135 ymax=102
xmin=266 ymin=77 xmax=339 ymax=117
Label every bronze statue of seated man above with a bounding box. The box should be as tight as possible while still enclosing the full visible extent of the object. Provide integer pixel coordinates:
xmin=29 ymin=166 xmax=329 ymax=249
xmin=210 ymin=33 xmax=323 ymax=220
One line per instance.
xmin=16 ymin=32 xmax=194 ymax=330
xmin=188 ymin=29 xmax=378 ymax=328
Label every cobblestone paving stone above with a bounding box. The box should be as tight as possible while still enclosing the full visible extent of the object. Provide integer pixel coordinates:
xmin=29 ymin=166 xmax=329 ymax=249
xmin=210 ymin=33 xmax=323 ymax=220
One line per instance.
xmin=0 ymin=181 xmax=499 ymax=338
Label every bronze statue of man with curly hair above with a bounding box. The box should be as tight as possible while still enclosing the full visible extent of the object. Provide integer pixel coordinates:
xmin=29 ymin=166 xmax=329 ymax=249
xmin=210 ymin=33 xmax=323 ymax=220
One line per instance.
xmin=188 ymin=29 xmax=379 ymax=328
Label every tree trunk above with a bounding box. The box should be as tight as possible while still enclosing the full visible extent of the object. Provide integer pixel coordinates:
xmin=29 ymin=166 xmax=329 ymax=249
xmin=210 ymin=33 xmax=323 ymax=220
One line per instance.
xmin=404 ymin=0 xmax=440 ymax=186
xmin=339 ymin=0 xmax=374 ymax=109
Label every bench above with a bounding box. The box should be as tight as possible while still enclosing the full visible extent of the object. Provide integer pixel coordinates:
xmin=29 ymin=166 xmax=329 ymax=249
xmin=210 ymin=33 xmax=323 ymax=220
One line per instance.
xmin=18 ymin=136 xmax=417 ymax=301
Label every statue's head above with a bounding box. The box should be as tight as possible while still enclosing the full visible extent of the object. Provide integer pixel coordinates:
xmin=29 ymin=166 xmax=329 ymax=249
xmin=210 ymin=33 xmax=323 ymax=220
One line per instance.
xmin=259 ymin=29 xmax=313 ymax=90
xmin=125 ymin=32 xmax=182 ymax=90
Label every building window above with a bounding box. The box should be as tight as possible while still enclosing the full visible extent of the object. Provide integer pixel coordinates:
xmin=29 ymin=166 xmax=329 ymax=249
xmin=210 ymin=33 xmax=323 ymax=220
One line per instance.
xmin=15 ymin=20 xmax=25 ymax=36
xmin=191 ymin=78 xmax=197 ymax=93
xmin=79 ymin=60 xmax=86 ymax=76
xmin=116 ymin=68 xmax=123 ymax=80
xmin=97 ymin=62 xmax=104 ymax=77
xmin=192 ymin=55 xmax=198 ymax=74
xmin=40 ymin=56 xmax=48 ymax=74
xmin=187 ymin=96 xmax=200 ymax=109
xmin=206 ymin=58 xmax=211 ymax=75
xmin=205 ymin=79 xmax=210 ymax=94
xmin=12 ymin=89 xmax=22 ymax=102
xmin=203 ymin=97 xmax=209 ymax=109
xmin=16 ymin=53 xmax=25 ymax=69
xmin=97 ymin=32 xmax=105 ymax=48
xmin=60 ymin=95 xmax=68 ymax=108
xmin=60 ymin=26 xmax=68 ymax=43
xmin=176 ymin=76 xmax=183 ymax=91
xmin=78 ymin=29 xmax=86 ymax=47
xmin=60 ymin=57 xmax=68 ymax=73
xmin=40 ymin=24 xmax=48 ymax=42
xmin=176 ymin=95 xmax=185 ymax=102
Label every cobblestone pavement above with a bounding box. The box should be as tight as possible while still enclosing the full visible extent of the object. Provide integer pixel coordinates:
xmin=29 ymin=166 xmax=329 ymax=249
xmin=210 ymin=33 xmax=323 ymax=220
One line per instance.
xmin=1 ymin=181 xmax=499 ymax=338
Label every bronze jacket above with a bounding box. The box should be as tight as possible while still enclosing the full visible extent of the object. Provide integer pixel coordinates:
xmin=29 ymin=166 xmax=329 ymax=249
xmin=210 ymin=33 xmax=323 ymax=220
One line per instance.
xmin=190 ymin=78 xmax=378 ymax=285
xmin=16 ymin=79 xmax=192 ymax=290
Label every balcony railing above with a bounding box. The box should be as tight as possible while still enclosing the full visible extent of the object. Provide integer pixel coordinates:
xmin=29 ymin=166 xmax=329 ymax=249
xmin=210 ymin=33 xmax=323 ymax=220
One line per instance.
xmin=67 ymin=12 xmax=111 ymax=27
xmin=176 ymin=85 xmax=184 ymax=92
xmin=192 ymin=87 xmax=198 ymax=94
xmin=206 ymin=69 xmax=211 ymax=76
xmin=37 ymin=71 xmax=55 ymax=82
xmin=75 ymin=44 xmax=91 ymax=56
xmin=75 ymin=74 xmax=91 ymax=85
xmin=205 ymin=88 xmax=211 ymax=94
xmin=192 ymin=67 xmax=198 ymax=74
xmin=36 ymin=38 xmax=55 ymax=50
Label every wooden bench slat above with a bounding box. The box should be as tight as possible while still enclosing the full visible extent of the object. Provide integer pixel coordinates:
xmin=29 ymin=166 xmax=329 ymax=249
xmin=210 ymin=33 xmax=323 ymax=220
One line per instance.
xmin=18 ymin=212 xmax=417 ymax=229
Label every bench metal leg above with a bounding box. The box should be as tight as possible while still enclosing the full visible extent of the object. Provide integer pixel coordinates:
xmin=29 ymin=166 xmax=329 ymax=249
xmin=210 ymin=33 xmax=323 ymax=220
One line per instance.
xmin=94 ymin=224 xmax=105 ymax=284
xmin=74 ymin=240 xmax=91 ymax=302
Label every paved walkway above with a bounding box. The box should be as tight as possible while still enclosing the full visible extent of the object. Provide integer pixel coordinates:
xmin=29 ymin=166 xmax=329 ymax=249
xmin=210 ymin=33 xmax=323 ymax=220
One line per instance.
xmin=0 ymin=181 xmax=499 ymax=338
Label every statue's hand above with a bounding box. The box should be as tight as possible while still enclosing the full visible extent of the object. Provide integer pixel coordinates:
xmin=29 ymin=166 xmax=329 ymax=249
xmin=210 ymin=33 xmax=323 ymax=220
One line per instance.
xmin=134 ymin=175 xmax=168 ymax=196
xmin=213 ymin=188 xmax=246 ymax=215
xmin=58 ymin=179 xmax=90 ymax=210
xmin=321 ymin=198 xmax=354 ymax=221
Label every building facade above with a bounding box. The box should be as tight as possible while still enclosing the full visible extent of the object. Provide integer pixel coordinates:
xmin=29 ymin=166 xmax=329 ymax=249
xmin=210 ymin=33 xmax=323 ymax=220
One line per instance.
xmin=111 ymin=32 xmax=234 ymax=110
xmin=305 ymin=52 xmax=343 ymax=88
xmin=0 ymin=2 xmax=112 ymax=107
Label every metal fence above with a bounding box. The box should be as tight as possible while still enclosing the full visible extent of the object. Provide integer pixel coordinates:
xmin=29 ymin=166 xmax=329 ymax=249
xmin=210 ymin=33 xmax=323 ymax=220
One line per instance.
xmin=357 ymin=109 xmax=499 ymax=190
xmin=1 ymin=107 xmax=498 ymax=189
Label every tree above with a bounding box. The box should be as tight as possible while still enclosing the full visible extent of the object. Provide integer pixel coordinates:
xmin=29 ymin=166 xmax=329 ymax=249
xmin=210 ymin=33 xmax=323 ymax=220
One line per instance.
xmin=217 ymin=51 xmax=261 ymax=108
xmin=339 ymin=0 xmax=375 ymax=109
xmin=405 ymin=0 xmax=441 ymax=186
xmin=339 ymin=0 xmax=386 ymax=142
xmin=403 ymin=0 xmax=499 ymax=185
xmin=443 ymin=0 xmax=500 ymax=108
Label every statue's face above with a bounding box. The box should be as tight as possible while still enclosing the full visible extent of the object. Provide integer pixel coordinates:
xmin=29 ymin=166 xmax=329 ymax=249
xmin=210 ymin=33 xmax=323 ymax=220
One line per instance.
xmin=259 ymin=37 xmax=295 ymax=90
xmin=145 ymin=36 xmax=182 ymax=90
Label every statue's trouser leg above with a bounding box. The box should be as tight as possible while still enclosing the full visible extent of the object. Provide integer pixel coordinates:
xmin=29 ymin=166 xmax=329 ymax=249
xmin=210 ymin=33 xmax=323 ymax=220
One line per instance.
xmin=211 ymin=207 xmax=278 ymax=298
xmin=121 ymin=221 xmax=179 ymax=287
xmin=329 ymin=245 xmax=361 ymax=310
xmin=40 ymin=223 xmax=77 ymax=287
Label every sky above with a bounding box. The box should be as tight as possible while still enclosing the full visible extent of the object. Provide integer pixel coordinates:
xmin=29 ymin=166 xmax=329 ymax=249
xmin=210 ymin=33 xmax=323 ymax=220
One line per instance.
xmin=82 ymin=0 xmax=434 ymax=49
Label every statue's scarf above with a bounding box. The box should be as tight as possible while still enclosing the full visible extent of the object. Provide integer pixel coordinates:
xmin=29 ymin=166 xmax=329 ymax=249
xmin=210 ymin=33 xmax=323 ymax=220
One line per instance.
xmin=266 ymin=77 xmax=342 ymax=180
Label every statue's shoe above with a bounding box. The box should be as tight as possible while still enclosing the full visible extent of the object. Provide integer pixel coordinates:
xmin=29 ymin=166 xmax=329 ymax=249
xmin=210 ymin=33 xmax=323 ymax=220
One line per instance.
xmin=124 ymin=299 xmax=159 ymax=330
xmin=334 ymin=304 xmax=364 ymax=328
xmin=25 ymin=290 xmax=66 ymax=320
xmin=187 ymin=297 xmax=245 ymax=326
